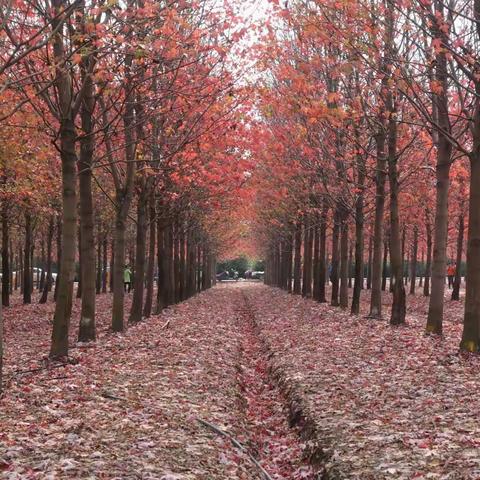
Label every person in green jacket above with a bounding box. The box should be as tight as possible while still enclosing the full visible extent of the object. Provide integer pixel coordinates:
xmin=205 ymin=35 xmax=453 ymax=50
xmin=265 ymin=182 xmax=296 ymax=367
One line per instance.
xmin=124 ymin=266 xmax=132 ymax=293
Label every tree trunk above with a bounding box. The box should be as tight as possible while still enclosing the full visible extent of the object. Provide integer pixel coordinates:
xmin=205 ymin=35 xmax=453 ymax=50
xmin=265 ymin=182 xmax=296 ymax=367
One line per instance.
xmin=174 ymin=226 xmax=180 ymax=303
xmin=410 ymin=226 xmax=418 ymax=295
xmin=129 ymin=190 xmax=148 ymax=323
xmin=96 ymin=233 xmax=102 ymax=295
xmin=451 ymin=213 xmax=464 ymax=301
xmin=382 ymin=233 xmax=388 ymax=291
xmin=9 ymin=241 xmax=13 ymax=295
xmin=49 ymin=119 xmax=78 ymax=358
xmin=339 ymin=219 xmax=349 ymax=309
xmin=143 ymin=198 xmax=156 ymax=318
xmin=318 ymin=203 xmax=328 ymax=303
xmin=348 ymin=245 xmax=353 ymax=289
xmin=0 ymin=299 xmax=2 ymax=393
xmin=76 ymin=226 xmax=82 ymax=299
xmin=403 ymin=235 xmax=409 ymax=287
xmin=312 ymin=225 xmax=320 ymax=300
xmin=425 ymin=0 xmax=452 ymax=335
xmin=14 ymin=254 xmax=18 ymax=291
xmin=109 ymin=238 xmax=114 ymax=293
xmin=369 ymin=132 xmax=387 ymax=317
xmin=424 ymin=217 xmax=432 ymax=297
xmin=155 ymin=218 xmax=167 ymax=313
xmin=331 ymin=208 xmax=340 ymax=306
xmin=40 ymin=217 xmax=54 ymax=304
xmin=2 ymin=208 xmax=9 ymax=307
xmin=186 ymin=232 xmax=196 ymax=298
xmin=102 ymin=236 xmax=107 ymax=294
xmin=197 ymin=244 xmax=202 ymax=293
xmin=179 ymin=227 xmax=186 ymax=301
xmin=293 ymin=222 xmax=302 ymax=294
xmin=461 ymin=156 xmax=480 ymax=351
xmin=23 ymin=212 xmax=32 ymax=304
xmin=112 ymin=214 xmax=127 ymax=332
xmin=419 ymin=250 xmax=424 ymax=287
xmin=351 ymin=179 xmax=365 ymax=315
xmin=286 ymin=233 xmax=293 ymax=293
xmin=302 ymin=222 xmax=312 ymax=298
xmin=77 ymin=136 xmax=97 ymax=341
xmin=19 ymin=245 xmax=23 ymax=294
xmin=367 ymin=234 xmax=373 ymax=289
xmin=426 ymin=159 xmax=451 ymax=334
xmin=54 ymin=216 xmax=61 ymax=301
xmin=387 ymin=104 xmax=406 ymax=326
xmin=155 ymin=218 xmax=171 ymax=315
xmin=39 ymin=235 xmax=45 ymax=291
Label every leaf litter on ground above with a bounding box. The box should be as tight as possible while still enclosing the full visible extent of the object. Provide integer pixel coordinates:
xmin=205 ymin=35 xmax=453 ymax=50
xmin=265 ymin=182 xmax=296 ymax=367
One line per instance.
xmin=0 ymin=287 xmax=312 ymax=479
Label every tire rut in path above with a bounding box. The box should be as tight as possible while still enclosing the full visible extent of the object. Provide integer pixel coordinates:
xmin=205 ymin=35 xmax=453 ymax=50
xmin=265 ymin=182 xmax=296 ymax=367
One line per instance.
xmin=232 ymin=288 xmax=315 ymax=480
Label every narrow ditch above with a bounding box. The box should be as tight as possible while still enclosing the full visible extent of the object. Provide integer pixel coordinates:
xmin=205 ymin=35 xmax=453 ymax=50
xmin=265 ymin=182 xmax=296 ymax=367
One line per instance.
xmin=232 ymin=289 xmax=317 ymax=480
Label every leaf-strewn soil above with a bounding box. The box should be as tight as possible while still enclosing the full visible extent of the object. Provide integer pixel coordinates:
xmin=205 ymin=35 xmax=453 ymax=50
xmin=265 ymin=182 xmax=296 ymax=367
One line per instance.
xmin=0 ymin=287 xmax=311 ymax=479
xmin=244 ymin=283 xmax=479 ymax=480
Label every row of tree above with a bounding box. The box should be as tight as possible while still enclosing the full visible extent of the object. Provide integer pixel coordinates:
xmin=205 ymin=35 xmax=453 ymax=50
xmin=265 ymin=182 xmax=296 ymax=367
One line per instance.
xmin=254 ymin=0 xmax=478 ymax=350
xmin=0 ymin=0 xmax=250 ymax=390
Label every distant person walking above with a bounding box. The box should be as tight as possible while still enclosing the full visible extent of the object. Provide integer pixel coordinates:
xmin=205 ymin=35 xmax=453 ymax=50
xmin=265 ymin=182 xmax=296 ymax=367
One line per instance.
xmin=447 ymin=263 xmax=456 ymax=289
xmin=124 ymin=266 xmax=132 ymax=293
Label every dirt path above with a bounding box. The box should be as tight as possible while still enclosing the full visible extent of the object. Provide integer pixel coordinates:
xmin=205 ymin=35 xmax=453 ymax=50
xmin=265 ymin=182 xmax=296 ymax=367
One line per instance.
xmin=0 ymin=284 xmax=313 ymax=479
xmin=232 ymin=287 xmax=313 ymax=479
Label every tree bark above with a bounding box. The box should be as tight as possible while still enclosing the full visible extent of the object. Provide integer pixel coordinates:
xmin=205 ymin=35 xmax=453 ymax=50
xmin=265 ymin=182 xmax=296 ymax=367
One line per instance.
xmin=293 ymin=222 xmax=302 ymax=294
xmin=451 ymin=213 xmax=464 ymax=301
xmin=112 ymin=214 xmax=127 ymax=332
xmin=286 ymin=233 xmax=293 ymax=293
xmin=9 ymin=241 xmax=13 ymax=294
xmin=410 ymin=226 xmax=419 ymax=295
xmin=40 ymin=217 xmax=54 ymax=304
xmin=0 ymin=298 xmax=2 ymax=393
xmin=179 ymin=227 xmax=186 ymax=301
xmin=318 ymin=203 xmax=328 ymax=303
xmin=367 ymin=234 xmax=373 ymax=290
xmin=424 ymin=216 xmax=432 ymax=297
xmin=302 ymin=221 xmax=313 ymax=298
xmin=96 ymin=231 xmax=102 ymax=295
xmin=339 ymin=219 xmax=349 ymax=309
xmin=382 ymin=232 xmax=388 ymax=292
xmin=369 ymin=130 xmax=387 ymax=317
xmin=387 ymin=102 xmax=406 ymax=326
xmin=2 ymin=207 xmax=9 ymax=307
xmin=331 ymin=208 xmax=340 ymax=306
xmin=143 ymin=197 xmax=156 ymax=318
xmin=186 ymin=232 xmax=196 ymax=298
xmin=174 ymin=225 xmax=180 ymax=302
xmin=77 ymin=82 xmax=96 ymax=341
xmin=23 ymin=212 xmax=32 ymax=304
xmin=351 ymin=167 xmax=365 ymax=315
xmin=109 ymin=238 xmax=114 ymax=293
xmin=39 ymin=235 xmax=45 ymax=291
xmin=102 ymin=236 xmax=107 ymax=294
xmin=425 ymin=0 xmax=452 ymax=336
xmin=49 ymin=118 xmax=78 ymax=358
xmin=76 ymin=226 xmax=82 ymax=299
xmin=155 ymin=218 xmax=167 ymax=313
xmin=129 ymin=190 xmax=148 ymax=323
xmin=348 ymin=245 xmax=353 ymax=289
xmin=312 ymin=225 xmax=320 ymax=300
xmin=461 ymin=156 xmax=480 ymax=351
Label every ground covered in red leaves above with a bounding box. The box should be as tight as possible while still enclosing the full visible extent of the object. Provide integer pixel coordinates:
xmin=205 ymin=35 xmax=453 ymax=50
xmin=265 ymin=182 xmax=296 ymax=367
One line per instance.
xmin=1 ymin=283 xmax=478 ymax=479
xmin=244 ymin=284 xmax=480 ymax=480
xmin=0 ymin=287 xmax=312 ymax=479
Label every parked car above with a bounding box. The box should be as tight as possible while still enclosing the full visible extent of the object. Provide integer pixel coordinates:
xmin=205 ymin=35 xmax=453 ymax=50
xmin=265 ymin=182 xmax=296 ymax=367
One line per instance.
xmin=216 ymin=271 xmax=230 ymax=282
xmin=251 ymin=271 xmax=264 ymax=280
